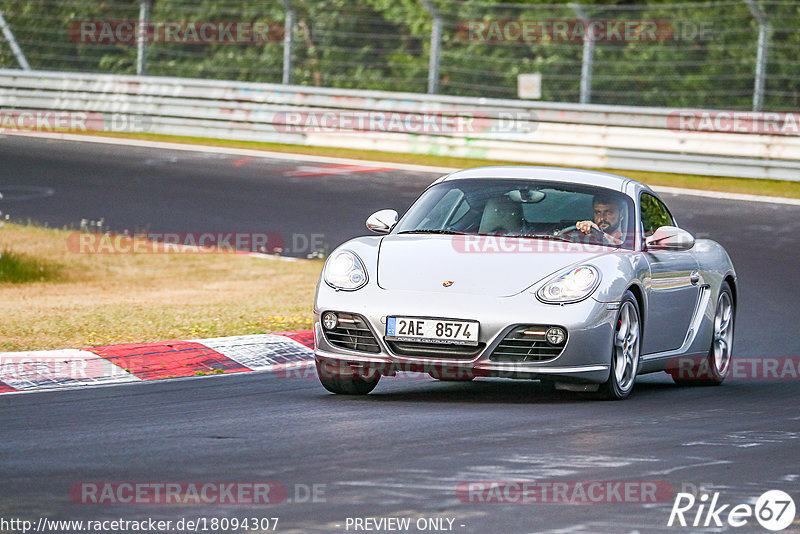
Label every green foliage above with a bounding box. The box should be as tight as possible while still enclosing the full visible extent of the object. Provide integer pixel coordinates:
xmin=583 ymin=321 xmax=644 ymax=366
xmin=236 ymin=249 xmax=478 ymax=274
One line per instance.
xmin=640 ymin=194 xmax=672 ymax=236
xmin=0 ymin=249 xmax=64 ymax=283
xmin=0 ymin=0 xmax=797 ymax=109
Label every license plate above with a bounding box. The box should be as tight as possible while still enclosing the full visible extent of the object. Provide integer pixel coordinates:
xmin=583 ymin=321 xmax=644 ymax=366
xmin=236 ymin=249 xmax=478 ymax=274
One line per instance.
xmin=386 ymin=317 xmax=479 ymax=346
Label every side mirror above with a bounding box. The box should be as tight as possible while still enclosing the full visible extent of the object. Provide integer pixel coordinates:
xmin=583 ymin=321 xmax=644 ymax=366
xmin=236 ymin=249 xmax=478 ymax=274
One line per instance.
xmin=645 ymin=226 xmax=695 ymax=251
xmin=366 ymin=209 xmax=398 ymax=234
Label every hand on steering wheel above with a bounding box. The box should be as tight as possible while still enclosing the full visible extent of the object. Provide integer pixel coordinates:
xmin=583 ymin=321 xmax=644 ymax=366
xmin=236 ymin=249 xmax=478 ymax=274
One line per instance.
xmin=558 ymin=223 xmax=614 ymax=245
xmin=558 ymin=223 xmax=604 ymax=236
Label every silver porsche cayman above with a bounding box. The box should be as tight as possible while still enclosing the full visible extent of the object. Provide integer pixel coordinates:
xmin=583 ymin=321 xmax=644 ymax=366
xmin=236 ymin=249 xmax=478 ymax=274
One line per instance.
xmin=313 ymin=166 xmax=737 ymax=399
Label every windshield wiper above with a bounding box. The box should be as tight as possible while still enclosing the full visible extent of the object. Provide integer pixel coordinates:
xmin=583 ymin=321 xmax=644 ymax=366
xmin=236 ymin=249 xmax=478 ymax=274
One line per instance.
xmin=521 ymin=233 xmax=621 ymax=247
xmin=397 ymin=229 xmax=469 ymax=235
xmin=508 ymin=233 xmax=573 ymax=243
xmin=397 ymin=231 xmax=580 ymax=243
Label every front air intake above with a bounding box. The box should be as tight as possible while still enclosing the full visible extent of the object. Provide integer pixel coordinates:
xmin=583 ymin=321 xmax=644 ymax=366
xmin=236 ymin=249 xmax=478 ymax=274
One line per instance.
xmin=322 ymin=312 xmax=381 ymax=353
xmin=489 ymin=325 xmax=566 ymax=363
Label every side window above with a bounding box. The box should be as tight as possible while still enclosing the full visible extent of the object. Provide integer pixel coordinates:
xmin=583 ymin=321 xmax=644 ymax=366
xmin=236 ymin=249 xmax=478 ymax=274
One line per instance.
xmin=640 ymin=193 xmax=675 ymax=237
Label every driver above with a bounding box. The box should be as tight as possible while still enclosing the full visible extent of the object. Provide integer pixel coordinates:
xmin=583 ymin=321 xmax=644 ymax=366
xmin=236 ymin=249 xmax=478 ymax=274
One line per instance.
xmin=576 ymin=194 xmax=624 ymax=245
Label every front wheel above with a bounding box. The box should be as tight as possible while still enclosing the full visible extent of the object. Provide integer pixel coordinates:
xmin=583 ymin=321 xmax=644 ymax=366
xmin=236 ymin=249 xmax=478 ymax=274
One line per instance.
xmin=597 ymin=292 xmax=641 ymax=400
xmin=671 ymin=281 xmax=734 ymax=386
xmin=315 ymin=358 xmax=380 ymax=395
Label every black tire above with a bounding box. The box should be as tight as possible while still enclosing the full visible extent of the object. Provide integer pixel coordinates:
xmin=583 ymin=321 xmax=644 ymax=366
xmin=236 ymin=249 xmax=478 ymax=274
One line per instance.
xmin=671 ymin=281 xmax=734 ymax=387
xmin=597 ymin=291 xmax=641 ymax=400
xmin=315 ymin=358 xmax=380 ymax=395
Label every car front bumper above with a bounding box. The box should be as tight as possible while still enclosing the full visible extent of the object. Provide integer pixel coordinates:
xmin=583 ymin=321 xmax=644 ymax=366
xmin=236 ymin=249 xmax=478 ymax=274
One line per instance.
xmin=313 ymin=283 xmax=617 ymax=384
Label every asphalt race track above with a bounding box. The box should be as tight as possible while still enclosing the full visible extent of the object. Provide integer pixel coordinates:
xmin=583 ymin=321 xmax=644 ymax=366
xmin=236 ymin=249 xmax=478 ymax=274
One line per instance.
xmin=1 ymin=135 xmax=800 ymax=533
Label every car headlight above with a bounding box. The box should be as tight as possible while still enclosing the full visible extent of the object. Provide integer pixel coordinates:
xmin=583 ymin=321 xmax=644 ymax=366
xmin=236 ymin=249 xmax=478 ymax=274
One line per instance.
xmin=537 ymin=265 xmax=600 ymax=304
xmin=324 ymin=250 xmax=368 ymax=291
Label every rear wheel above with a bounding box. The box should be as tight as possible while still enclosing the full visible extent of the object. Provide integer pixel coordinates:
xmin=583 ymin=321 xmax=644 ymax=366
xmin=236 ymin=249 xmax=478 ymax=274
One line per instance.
xmin=315 ymin=358 xmax=380 ymax=395
xmin=598 ymin=292 xmax=641 ymax=400
xmin=671 ymin=281 xmax=734 ymax=386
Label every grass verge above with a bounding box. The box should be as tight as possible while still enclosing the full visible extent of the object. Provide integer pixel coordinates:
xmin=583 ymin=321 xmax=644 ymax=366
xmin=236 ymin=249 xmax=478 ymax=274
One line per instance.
xmin=0 ymin=223 xmax=321 ymax=351
xmin=0 ymin=248 xmax=64 ymax=283
xmin=86 ymin=131 xmax=800 ymax=199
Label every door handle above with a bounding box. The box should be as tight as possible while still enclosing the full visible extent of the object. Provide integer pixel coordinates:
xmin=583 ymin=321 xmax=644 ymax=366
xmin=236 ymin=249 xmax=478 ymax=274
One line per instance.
xmin=690 ymin=270 xmax=700 ymax=285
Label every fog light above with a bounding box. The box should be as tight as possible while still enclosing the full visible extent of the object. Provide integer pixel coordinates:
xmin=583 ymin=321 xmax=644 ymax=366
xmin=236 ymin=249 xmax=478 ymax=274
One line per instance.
xmin=322 ymin=312 xmax=338 ymax=330
xmin=546 ymin=327 xmax=566 ymax=345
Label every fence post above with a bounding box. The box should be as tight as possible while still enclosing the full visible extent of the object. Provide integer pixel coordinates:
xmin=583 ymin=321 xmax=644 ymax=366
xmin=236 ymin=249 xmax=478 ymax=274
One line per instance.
xmin=0 ymin=11 xmax=30 ymax=70
xmin=569 ymin=3 xmax=594 ymax=105
xmin=281 ymin=0 xmax=295 ymax=85
xmin=136 ymin=0 xmax=150 ymax=76
xmin=744 ymin=0 xmax=770 ymax=111
xmin=420 ymin=0 xmax=442 ymax=94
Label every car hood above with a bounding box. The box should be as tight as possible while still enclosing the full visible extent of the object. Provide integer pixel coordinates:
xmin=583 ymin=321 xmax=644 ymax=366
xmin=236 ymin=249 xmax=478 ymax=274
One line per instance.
xmin=376 ymin=235 xmax=606 ymax=297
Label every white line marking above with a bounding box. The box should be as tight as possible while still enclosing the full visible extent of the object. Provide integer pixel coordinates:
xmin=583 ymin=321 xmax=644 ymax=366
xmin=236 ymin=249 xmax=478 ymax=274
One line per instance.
xmin=0 ymin=349 xmax=138 ymax=390
xmin=0 ymin=335 xmax=315 ymax=394
xmin=193 ymin=334 xmax=313 ymax=370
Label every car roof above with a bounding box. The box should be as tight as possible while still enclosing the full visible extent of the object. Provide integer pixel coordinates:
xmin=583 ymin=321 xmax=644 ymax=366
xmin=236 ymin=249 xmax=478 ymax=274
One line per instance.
xmin=439 ymin=165 xmax=640 ymax=193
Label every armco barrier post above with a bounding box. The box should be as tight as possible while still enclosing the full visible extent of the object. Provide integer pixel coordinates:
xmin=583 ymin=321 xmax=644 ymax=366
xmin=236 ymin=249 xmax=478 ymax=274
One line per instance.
xmin=420 ymin=0 xmax=442 ymax=95
xmin=569 ymin=3 xmax=595 ymax=105
xmin=281 ymin=0 xmax=295 ymax=85
xmin=136 ymin=0 xmax=150 ymax=76
xmin=744 ymin=0 xmax=770 ymax=112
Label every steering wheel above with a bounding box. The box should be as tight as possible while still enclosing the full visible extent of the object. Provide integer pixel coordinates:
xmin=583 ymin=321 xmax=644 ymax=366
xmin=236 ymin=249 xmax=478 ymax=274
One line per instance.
xmin=557 ymin=224 xmax=613 ymax=245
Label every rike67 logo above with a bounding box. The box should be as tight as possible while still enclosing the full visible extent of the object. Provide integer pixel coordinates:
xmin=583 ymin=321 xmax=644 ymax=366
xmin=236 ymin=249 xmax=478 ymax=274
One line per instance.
xmin=668 ymin=490 xmax=795 ymax=531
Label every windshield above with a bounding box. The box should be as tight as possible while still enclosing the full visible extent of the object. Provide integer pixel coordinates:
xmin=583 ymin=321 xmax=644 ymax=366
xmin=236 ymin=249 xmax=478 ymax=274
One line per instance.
xmin=393 ymin=178 xmax=636 ymax=250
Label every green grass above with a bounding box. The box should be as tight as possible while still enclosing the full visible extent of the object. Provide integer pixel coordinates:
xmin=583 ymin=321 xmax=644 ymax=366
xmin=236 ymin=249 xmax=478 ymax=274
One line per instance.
xmin=86 ymin=130 xmax=800 ymax=199
xmin=0 ymin=223 xmax=322 ymax=351
xmin=0 ymin=248 xmax=64 ymax=283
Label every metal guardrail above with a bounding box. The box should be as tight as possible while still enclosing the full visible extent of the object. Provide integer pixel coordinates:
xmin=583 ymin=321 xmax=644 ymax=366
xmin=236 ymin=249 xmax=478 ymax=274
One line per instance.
xmin=0 ymin=70 xmax=798 ymax=181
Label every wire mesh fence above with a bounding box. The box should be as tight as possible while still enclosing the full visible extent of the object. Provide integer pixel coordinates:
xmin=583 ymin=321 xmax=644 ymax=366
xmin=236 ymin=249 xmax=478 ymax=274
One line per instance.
xmin=0 ymin=0 xmax=798 ymax=111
